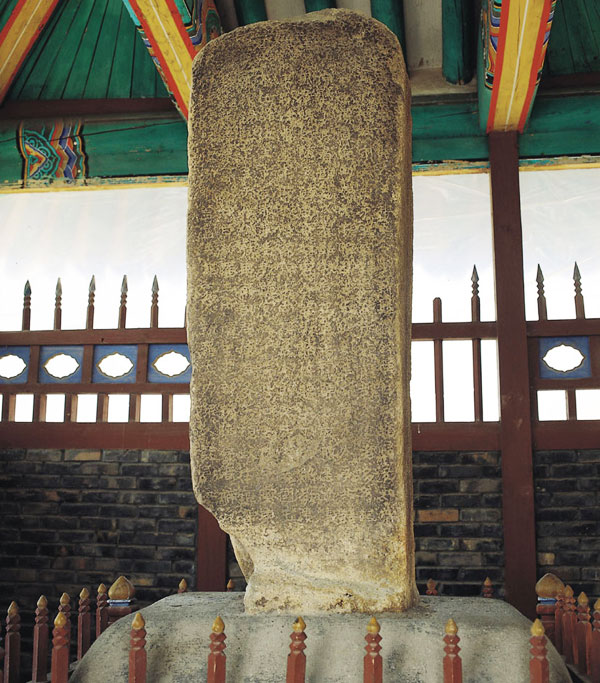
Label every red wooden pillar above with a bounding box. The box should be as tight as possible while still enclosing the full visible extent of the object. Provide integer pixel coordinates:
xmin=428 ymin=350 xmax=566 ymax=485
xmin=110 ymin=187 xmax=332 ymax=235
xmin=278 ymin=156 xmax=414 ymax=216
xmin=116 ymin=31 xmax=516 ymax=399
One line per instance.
xmin=32 ymin=596 xmax=49 ymax=682
xmin=51 ymin=613 xmax=70 ymax=683
xmin=488 ymin=131 xmax=537 ymax=619
xmin=443 ymin=618 xmax=462 ymax=683
xmin=529 ymin=619 xmax=549 ymax=683
xmin=78 ymin=588 xmax=91 ymax=660
xmin=207 ymin=616 xmax=226 ymax=683
xmin=286 ymin=617 xmax=307 ymax=683
xmin=196 ymin=506 xmax=227 ymax=591
xmin=129 ymin=613 xmax=147 ymax=683
xmin=4 ymin=602 xmax=20 ymax=683
xmin=364 ymin=617 xmax=382 ymax=683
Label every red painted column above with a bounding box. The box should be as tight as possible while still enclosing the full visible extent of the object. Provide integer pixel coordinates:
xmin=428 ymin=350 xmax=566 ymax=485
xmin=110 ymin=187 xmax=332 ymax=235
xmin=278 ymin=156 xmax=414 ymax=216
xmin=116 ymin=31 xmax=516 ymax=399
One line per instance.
xmin=489 ymin=131 xmax=537 ymax=619
xmin=196 ymin=506 xmax=227 ymax=591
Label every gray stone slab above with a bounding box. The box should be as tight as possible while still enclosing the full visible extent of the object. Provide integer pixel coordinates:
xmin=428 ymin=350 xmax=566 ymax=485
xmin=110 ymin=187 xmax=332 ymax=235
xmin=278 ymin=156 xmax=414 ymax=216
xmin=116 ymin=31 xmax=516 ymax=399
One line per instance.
xmin=71 ymin=592 xmax=570 ymax=682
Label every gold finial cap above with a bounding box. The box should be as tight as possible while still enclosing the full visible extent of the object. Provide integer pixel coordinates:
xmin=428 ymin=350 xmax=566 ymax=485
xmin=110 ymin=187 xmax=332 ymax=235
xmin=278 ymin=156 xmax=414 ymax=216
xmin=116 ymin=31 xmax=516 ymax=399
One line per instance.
xmin=54 ymin=612 xmax=67 ymax=628
xmin=226 ymin=579 xmax=235 ymax=591
xmin=445 ymin=618 xmax=458 ymax=635
xmin=293 ymin=616 xmax=306 ymax=632
xmin=595 ymin=598 xmax=600 ymax=611
xmin=535 ymin=573 xmax=565 ymax=598
xmin=108 ymin=576 xmax=136 ymax=600
xmin=212 ymin=616 xmax=225 ymax=634
xmin=578 ymin=592 xmax=589 ymax=606
xmin=367 ymin=616 xmax=381 ymax=634
xmin=426 ymin=578 xmax=436 ymax=590
xmin=132 ymin=612 xmax=145 ymax=630
xmin=531 ymin=619 xmax=545 ymax=637
xmin=59 ymin=593 xmax=70 ymax=606
xmin=97 ymin=583 xmax=107 ymax=594
xmin=80 ymin=587 xmax=90 ymax=600
xmin=7 ymin=601 xmax=18 ymax=616
xmin=37 ymin=595 xmax=47 ymax=609
xmin=483 ymin=577 xmax=492 ymax=586
xmin=178 ymin=578 xmax=188 ymax=592
xmin=564 ymin=585 xmax=574 ymax=598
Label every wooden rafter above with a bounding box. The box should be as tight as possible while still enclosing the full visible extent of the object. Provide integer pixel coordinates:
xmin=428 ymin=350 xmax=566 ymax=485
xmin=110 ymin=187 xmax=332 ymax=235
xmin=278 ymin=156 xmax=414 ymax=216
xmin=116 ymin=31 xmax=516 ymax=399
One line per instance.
xmin=121 ymin=0 xmax=222 ymax=119
xmin=479 ymin=0 xmax=557 ymax=132
xmin=0 ymin=0 xmax=61 ymax=104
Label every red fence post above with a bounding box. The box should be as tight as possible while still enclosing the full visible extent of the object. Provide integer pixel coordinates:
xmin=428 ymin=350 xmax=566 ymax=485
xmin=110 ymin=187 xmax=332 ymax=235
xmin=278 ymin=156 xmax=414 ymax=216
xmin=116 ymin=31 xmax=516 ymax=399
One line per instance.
xmin=426 ymin=579 xmax=438 ymax=596
xmin=96 ymin=583 xmax=108 ymax=638
xmin=32 ymin=595 xmax=49 ymax=682
xmin=443 ymin=618 xmax=462 ymax=683
xmin=363 ymin=617 xmax=382 ymax=683
xmin=129 ymin=613 xmax=147 ymax=683
xmin=591 ymin=599 xmax=600 ymax=683
xmin=207 ymin=616 xmax=226 ymax=683
xmin=4 ymin=602 xmax=20 ymax=683
xmin=78 ymin=587 xmax=91 ymax=660
xmin=529 ymin=619 xmax=549 ymax=683
xmin=562 ymin=585 xmax=576 ymax=665
xmin=51 ymin=612 xmax=70 ymax=683
xmin=554 ymin=589 xmax=565 ymax=655
xmin=482 ymin=577 xmax=494 ymax=598
xmin=575 ymin=592 xmax=592 ymax=676
xmin=286 ymin=617 xmax=307 ymax=683
xmin=535 ymin=573 xmax=564 ymax=647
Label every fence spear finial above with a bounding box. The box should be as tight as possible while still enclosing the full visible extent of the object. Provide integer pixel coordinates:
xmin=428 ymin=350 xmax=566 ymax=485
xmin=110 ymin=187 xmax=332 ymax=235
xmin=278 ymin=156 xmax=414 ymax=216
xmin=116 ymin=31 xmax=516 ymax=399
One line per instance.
xmin=54 ymin=277 xmax=62 ymax=330
xmin=89 ymin=275 xmax=96 ymax=293
xmin=119 ymin=275 xmax=128 ymax=328
xmin=151 ymin=275 xmax=159 ymax=327
xmin=22 ymin=279 xmax=32 ymax=330
xmin=573 ymin=261 xmax=585 ymax=318
xmin=24 ymin=280 xmax=31 ymax=296
xmin=536 ymin=265 xmax=547 ymax=321
xmin=87 ymin=275 xmax=96 ymax=329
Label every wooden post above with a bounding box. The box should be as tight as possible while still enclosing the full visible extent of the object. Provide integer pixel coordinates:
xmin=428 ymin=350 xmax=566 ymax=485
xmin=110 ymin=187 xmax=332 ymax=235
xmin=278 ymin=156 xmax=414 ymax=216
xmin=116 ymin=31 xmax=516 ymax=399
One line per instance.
xmin=86 ymin=275 xmax=96 ymax=329
xmin=207 ymin=616 xmax=226 ymax=683
xmin=196 ymin=506 xmax=227 ymax=591
xmin=78 ymin=587 xmax=91 ymax=660
xmin=54 ymin=278 xmax=62 ymax=330
xmin=433 ymin=297 xmax=444 ymax=422
xmin=32 ymin=595 xmax=49 ymax=682
xmin=119 ymin=275 xmax=128 ymax=329
xmin=4 ymin=602 xmax=20 ymax=683
xmin=150 ymin=276 xmax=159 ymax=327
xmin=22 ymin=280 xmax=31 ymax=331
xmin=591 ymin=598 xmax=600 ymax=683
xmin=96 ymin=583 xmax=108 ymax=638
xmin=178 ymin=579 xmax=188 ymax=594
xmin=363 ymin=617 xmax=382 ymax=683
xmin=575 ymin=592 xmax=592 ymax=676
xmin=554 ymin=590 xmax=565 ymax=654
xmin=482 ymin=577 xmax=494 ymax=598
xmin=562 ymin=585 xmax=576 ymax=665
xmin=488 ymin=131 xmax=537 ymax=618
xmin=536 ymin=266 xmax=547 ymax=321
xmin=471 ymin=265 xmax=483 ymax=422
xmin=50 ymin=612 xmax=70 ymax=683
xmin=426 ymin=578 xmax=438 ymax=596
xmin=573 ymin=262 xmax=585 ymax=319
xmin=534 ymin=573 xmax=563 ymax=647
xmin=129 ymin=613 xmax=147 ymax=683
xmin=58 ymin=593 xmax=71 ymax=635
xmin=529 ymin=619 xmax=549 ymax=683
xmin=443 ymin=618 xmax=462 ymax=683
xmin=286 ymin=617 xmax=307 ymax=683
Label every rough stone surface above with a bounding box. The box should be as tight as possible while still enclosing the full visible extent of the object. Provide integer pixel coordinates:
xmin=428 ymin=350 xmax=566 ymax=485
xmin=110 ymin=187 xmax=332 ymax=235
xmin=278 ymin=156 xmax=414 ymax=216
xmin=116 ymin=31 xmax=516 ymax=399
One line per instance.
xmin=187 ymin=9 xmax=416 ymax=614
xmin=71 ymin=592 xmax=571 ymax=682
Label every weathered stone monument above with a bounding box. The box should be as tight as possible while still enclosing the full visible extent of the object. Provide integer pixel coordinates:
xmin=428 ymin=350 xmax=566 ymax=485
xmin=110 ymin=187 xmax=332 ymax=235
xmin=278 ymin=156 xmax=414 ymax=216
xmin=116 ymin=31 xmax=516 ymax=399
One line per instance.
xmin=186 ymin=8 xmax=417 ymax=614
xmin=72 ymin=11 xmax=572 ymax=682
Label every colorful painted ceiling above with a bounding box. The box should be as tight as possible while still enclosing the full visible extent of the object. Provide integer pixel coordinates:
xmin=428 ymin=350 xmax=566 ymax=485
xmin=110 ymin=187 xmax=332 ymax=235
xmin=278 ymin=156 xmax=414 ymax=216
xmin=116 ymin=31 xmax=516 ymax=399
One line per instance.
xmin=0 ymin=0 xmax=599 ymax=189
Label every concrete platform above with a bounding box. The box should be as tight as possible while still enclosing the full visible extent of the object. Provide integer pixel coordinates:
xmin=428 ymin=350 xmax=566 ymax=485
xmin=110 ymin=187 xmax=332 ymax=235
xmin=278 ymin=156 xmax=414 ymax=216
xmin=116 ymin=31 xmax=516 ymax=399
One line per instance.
xmin=71 ymin=592 xmax=570 ymax=682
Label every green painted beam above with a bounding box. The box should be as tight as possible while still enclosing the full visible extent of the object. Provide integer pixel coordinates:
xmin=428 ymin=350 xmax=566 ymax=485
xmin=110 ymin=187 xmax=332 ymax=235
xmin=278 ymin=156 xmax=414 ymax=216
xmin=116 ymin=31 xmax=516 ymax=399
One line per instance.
xmin=0 ymin=125 xmax=23 ymax=185
xmin=304 ymin=0 xmax=335 ymax=11
xmin=371 ymin=0 xmax=405 ymax=53
xmin=442 ymin=0 xmax=476 ymax=85
xmin=234 ymin=0 xmax=267 ymax=24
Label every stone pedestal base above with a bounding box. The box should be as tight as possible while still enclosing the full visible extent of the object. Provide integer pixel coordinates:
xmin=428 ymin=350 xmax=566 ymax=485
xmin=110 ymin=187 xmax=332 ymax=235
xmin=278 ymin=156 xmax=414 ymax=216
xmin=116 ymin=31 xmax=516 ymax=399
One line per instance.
xmin=72 ymin=592 xmax=570 ymax=682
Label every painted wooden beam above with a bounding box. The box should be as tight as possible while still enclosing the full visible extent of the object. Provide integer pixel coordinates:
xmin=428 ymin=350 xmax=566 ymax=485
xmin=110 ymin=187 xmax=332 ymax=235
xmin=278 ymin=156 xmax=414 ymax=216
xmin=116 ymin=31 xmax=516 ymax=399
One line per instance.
xmin=442 ymin=0 xmax=475 ymax=85
xmin=121 ymin=0 xmax=222 ymax=119
xmin=0 ymin=0 xmax=61 ymax=104
xmin=479 ymin=0 xmax=557 ymax=132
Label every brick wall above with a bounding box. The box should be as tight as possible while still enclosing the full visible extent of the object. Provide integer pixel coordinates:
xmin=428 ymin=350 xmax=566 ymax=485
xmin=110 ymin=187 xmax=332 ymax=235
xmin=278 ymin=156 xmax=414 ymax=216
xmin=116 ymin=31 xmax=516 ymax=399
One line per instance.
xmin=413 ymin=450 xmax=504 ymax=597
xmin=534 ymin=449 xmax=600 ymax=597
xmin=0 ymin=448 xmax=197 ymax=621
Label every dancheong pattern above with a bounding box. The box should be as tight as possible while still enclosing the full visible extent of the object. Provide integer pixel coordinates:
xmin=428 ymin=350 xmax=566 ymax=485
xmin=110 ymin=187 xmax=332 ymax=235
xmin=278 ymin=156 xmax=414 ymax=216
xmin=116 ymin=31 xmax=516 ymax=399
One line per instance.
xmin=18 ymin=120 xmax=86 ymax=181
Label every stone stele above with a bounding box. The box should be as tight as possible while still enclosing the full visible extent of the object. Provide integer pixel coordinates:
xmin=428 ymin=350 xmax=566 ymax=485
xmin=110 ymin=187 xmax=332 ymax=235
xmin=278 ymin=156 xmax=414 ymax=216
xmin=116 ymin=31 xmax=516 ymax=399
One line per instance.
xmin=187 ymin=9 xmax=417 ymax=614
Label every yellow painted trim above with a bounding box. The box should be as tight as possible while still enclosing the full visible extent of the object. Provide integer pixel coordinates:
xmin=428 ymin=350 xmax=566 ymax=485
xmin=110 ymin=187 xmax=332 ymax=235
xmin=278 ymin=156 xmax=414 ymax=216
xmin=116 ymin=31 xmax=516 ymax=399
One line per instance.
xmin=0 ymin=0 xmax=57 ymax=101
xmin=135 ymin=0 xmax=194 ymax=112
xmin=492 ymin=0 xmax=547 ymax=131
